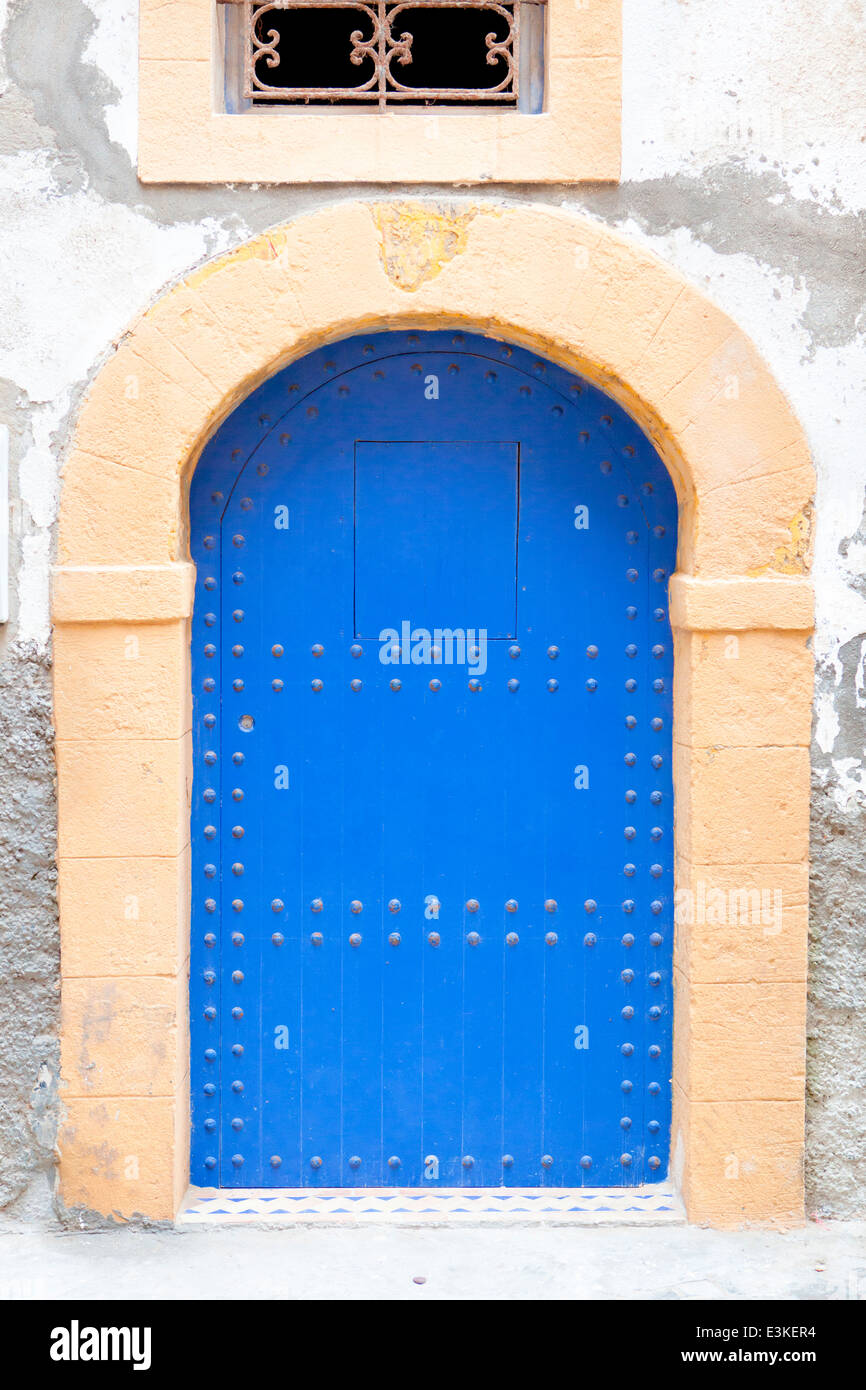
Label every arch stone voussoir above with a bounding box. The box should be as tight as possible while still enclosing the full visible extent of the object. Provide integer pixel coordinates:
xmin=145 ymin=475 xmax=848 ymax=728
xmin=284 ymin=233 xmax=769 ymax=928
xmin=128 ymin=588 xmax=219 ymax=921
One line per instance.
xmin=54 ymin=201 xmax=814 ymax=1228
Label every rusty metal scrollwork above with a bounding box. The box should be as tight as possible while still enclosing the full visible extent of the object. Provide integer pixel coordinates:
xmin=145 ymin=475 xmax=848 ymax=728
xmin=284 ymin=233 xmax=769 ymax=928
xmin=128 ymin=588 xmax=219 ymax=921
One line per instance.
xmin=219 ymin=0 xmax=519 ymax=108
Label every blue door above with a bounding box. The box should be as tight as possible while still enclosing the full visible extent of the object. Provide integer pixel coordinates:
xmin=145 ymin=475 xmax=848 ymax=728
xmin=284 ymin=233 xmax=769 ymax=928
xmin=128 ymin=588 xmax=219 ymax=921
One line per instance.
xmin=190 ymin=331 xmax=677 ymax=1189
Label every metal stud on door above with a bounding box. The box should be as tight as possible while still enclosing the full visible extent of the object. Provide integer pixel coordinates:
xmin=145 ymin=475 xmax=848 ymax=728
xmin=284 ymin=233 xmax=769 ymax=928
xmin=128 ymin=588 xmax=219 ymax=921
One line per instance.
xmin=189 ymin=331 xmax=677 ymax=1190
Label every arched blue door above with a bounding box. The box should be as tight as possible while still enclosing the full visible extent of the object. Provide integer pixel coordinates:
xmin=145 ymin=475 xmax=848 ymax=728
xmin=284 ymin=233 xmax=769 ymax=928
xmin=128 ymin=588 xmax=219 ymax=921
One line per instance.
xmin=190 ymin=331 xmax=677 ymax=1190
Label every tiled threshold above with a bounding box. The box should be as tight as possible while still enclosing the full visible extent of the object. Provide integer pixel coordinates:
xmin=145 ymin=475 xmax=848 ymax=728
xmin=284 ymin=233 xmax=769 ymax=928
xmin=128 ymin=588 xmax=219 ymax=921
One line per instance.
xmin=178 ymin=1185 xmax=685 ymax=1227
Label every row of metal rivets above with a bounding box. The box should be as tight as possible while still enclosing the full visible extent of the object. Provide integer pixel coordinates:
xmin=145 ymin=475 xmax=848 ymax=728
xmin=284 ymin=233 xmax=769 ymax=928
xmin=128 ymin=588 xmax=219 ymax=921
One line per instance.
xmin=196 ymin=535 xmax=220 ymax=1184
xmin=209 ymin=675 xmax=670 ymax=703
xmin=303 ymin=677 xmax=667 ymax=695
xmin=212 ymin=929 xmax=667 ymax=956
xmin=203 ymin=938 xmax=660 ymax=963
xmin=207 ymin=678 xmax=667 ymax=698
xmin=623 ymin=501 xmax=667 ymax=1080
xmin=299 ymin=675 xmax=668 ymax=693
xmin=197 ymin=526 xmax=221 ymax=1216
xmin=252 ymin=903 xmax=665 ymax=921
xmin=203 ymin=349 xmax=656 ymax=453
xmin=247 ymin=895 xmax=667 ymax=917
xmin=215 ymin=356 xmax=656 ymax=437
xmin=259 ymin=635 xmax=667 ymax=660
xmin=201 ymin=1152 xmax=663 ymax=1172
xmin=205 ymin=904 xmax=664 ymax=934
xmin=213 ymin=334 xmax=606 ymax=390
xmin=251 ymin=930 xmax=665 ymax=950
xmin=252 ymin=896 xmax=667 ymax=914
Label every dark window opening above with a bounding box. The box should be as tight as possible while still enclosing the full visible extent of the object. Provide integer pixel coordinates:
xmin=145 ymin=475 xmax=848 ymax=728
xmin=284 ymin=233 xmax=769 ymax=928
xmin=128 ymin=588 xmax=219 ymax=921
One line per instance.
xmin=219 ymin=0 xmax=546 ymax=114
xmin=250 ymin=5 xmax=516 ymax=106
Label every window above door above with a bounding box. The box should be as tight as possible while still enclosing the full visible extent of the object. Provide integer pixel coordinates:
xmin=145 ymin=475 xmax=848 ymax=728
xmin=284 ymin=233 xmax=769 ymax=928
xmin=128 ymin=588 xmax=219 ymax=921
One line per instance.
xmin=138 ymin=0 xmax=621 ymax=183
xmin=225 ymin=1 xmax=534 ymax=112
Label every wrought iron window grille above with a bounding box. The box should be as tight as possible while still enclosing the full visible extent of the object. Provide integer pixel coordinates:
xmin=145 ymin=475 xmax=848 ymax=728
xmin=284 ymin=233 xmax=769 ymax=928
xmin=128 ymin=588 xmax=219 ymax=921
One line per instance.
xmin=218 ymin=0 xmax=545 ymax=110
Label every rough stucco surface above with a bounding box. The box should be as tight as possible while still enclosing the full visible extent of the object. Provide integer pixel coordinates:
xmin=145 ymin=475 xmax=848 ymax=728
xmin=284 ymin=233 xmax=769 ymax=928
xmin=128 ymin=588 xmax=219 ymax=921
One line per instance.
xmin=808 ymin=771 xmax=866 ymax=1217
xmin=0 ymin=645 xmax=57 ymax=1218
xmin=0 ymin=0 xmax=863 ymax=1220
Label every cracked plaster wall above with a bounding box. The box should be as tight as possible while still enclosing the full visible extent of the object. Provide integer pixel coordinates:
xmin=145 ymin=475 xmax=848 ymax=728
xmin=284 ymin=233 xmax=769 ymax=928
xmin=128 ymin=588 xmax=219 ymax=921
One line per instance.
xmin=0 ymin=0 xmax=863 ymax=1220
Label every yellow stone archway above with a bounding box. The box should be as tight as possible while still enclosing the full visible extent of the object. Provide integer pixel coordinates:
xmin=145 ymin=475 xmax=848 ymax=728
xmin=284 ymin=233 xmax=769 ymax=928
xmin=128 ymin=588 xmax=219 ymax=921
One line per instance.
xmin=53 ymin=201 xmax=813 ymax=1226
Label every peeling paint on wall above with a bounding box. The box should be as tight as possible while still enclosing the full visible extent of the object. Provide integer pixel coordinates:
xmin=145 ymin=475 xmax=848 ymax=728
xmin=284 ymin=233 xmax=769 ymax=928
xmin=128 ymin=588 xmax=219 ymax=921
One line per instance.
xmin=371 ymin=203 xmax=479 ymax=291
xmin=749 ymin=504 xmax=815 ymax=578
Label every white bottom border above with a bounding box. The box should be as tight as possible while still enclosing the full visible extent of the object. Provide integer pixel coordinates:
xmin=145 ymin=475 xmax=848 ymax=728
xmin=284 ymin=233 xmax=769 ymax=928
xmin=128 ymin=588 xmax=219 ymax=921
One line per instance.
xmin=179 ymin=1185 xmax=685 ymax=1226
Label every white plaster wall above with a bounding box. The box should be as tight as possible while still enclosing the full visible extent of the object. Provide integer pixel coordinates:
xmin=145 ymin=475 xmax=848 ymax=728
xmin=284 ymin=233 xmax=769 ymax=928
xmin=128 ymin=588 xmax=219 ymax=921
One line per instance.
xmin=620 ymin=0 xmax=866 ymax=804
xmin=623 ymin=0 xmax=866 ymax=211
xmin=0 ymin=2 xmax=236 ymax=648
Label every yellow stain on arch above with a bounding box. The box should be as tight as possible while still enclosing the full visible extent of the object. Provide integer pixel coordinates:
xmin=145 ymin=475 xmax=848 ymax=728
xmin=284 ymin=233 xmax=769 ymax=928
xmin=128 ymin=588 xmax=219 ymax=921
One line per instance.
xmin=750 ymin=503 xmax=815 ymax=577
xmin=371 ymin=202 xmax=481 ymax=292
xmin=184 ymin=228 xmax=295 ymax=290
